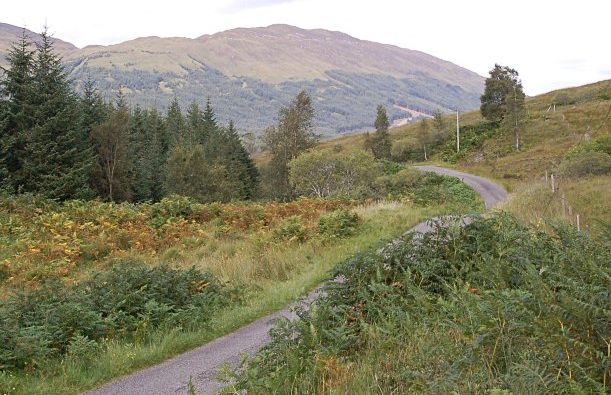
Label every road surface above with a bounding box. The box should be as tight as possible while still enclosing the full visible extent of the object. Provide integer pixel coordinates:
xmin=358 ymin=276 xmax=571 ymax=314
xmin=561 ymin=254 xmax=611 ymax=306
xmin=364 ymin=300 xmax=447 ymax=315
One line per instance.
xmin=86 ymin=166 xmax=507 ymax=395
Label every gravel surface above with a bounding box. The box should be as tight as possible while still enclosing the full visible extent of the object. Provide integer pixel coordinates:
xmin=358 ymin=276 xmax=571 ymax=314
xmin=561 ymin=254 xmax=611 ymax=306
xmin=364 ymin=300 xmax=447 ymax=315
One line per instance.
xmin=86 ymin=166 xmax=507 ymax=395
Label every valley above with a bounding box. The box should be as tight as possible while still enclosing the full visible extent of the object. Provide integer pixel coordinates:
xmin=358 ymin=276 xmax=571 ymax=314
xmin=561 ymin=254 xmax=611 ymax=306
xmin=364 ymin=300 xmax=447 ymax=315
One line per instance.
xmin=0 ymin=7 xmax=609 ymax=394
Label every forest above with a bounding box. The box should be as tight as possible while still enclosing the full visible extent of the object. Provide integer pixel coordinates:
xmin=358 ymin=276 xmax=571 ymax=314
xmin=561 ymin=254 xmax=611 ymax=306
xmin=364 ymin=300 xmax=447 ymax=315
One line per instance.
xmin=0 ymin=29 xmax=258 ymax=203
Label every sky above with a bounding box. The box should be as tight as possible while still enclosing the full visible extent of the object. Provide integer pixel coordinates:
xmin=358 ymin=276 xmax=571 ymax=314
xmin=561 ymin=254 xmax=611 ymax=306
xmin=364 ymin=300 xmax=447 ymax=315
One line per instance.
xmin=2 ymin=0 xmax=610 ymax=95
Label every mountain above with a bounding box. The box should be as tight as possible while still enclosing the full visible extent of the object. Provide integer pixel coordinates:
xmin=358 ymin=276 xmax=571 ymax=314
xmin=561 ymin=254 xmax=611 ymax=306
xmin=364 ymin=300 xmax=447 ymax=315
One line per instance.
xmin=0 ymin=22 xmax=76 ymax=54
xmin=0 ymin=23 xmax=485 ymax=136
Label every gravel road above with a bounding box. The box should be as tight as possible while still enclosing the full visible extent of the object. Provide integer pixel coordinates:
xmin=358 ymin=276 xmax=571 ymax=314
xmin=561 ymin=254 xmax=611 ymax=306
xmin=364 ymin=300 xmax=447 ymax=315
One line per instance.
xmin=86 ymin=166 xmax=507 ymax=395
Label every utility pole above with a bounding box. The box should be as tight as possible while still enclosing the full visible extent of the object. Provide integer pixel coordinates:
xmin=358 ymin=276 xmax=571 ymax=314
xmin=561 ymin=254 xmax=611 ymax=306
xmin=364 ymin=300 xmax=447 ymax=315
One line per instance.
xmin=456 ymin=110 xmax=460 ymax=153
xmin=514 ymin=85 xmax=520 ymax=151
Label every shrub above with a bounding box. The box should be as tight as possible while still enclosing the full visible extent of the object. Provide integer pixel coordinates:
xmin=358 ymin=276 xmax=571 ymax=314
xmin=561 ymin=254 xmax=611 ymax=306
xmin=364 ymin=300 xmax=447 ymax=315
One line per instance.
xmin=0 ymin=260 xmax=231 ymax=370
xmin=289 ymin=149 xmax=378 ymax=199
xmin=557 ymin=151 xmax=611 ymax=178
xmin=148 ymin=195 xmax=195 ymax=228
xmin=272 ymin=216 xmax=308 ymax=243
xmin=374 ymin=168 xmax=482 ymax=211
xmin=565 ymin=134 xmax=611 ymax=159
xmin=317 ymin=209 xmax=360 ymax=239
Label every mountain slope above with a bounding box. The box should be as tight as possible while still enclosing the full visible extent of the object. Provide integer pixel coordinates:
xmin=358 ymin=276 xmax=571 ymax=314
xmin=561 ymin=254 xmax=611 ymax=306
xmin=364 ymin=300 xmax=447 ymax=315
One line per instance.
xmin=0 ymin=22 xmax=76 ymax=55
xmin=0 ymin=23 xmax=484 ymax=136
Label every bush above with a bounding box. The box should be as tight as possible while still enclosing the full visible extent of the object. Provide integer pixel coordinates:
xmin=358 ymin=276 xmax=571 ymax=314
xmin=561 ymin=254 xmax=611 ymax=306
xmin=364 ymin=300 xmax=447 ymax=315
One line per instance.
xmin=0 ymin=261 xmax=231 ymax=370
xmin=148 ymin=195 xmax=195 ymax=228
xmin=566 ymin=134 xmax=611 ymax=159
xmin=317 ymin=209 xmax=360 ymax=239
xmin=272 ymin=216 xmax=308 ymax=243
xmin=374 ymin=168 xmax=482 ymax=211
xmin=557 ymin=151 xmax=611 ymax=178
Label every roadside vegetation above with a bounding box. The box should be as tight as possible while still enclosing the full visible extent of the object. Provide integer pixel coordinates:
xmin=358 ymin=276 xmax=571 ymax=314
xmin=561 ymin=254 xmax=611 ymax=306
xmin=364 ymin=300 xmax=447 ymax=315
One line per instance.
xmin=228 ymin=213 xmax=610 ymax=393
xmin=0 ymin=178 xmax=480 ymax=394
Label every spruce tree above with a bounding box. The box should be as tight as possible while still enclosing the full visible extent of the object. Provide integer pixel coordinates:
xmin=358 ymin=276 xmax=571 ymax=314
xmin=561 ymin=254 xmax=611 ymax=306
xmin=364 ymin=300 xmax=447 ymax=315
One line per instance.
xmin=225 ymin=120 xmax=259 ymax=199
xmin=371 ymin=104 xmax=392 ymax=160
xmin=186 ymin=100 xmax=204 ymax=145
xmin=129 ymin=105 xmax=154 ymax=201
xmin=166 ymin=97 xmax=186 ymax=147
xmin=0 ymin=29 xmax=35 ymax=192
xmin=147 ymin=108 xmax=169 ymax=201
xmin=22 ymin=28 xmax=94 ymax=200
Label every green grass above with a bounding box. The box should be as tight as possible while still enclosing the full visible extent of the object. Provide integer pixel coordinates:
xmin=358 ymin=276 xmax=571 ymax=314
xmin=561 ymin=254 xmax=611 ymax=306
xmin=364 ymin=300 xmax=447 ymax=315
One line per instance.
xmin=0 ymin=201 xmax=439 ymax=395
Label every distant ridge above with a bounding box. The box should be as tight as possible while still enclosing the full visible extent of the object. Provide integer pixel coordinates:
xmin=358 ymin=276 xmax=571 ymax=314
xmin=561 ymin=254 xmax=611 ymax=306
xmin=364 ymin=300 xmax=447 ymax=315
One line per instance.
xmin=0 ymin=22 xmax=484 ymax=136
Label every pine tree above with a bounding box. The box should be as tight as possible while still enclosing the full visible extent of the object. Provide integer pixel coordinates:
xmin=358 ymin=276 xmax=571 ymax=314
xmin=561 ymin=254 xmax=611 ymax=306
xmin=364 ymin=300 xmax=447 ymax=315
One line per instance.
xmin=202 ymin=98 xmax=224 ymax=159
xmin=0 ymin=29 xmax=35 ymax=192
xmin=202 ymin=97 xmax=217 ymax=136
xmin=370 ymin=104 xmax=391 ymax=160
xmin=80 ymin=77 xmax=107 ymax=132
xmin=22 ymin=28 xmax=94 ymax=200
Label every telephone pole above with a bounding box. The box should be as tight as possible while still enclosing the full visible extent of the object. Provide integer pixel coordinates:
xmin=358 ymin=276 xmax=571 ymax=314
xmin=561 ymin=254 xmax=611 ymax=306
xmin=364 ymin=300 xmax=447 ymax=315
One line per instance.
xmin=456 ymin=110 xmax=460 ymax=152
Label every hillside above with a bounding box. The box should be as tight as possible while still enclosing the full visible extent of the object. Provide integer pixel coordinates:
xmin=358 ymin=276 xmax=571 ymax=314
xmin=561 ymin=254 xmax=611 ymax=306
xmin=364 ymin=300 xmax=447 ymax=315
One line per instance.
xmin=0 ymin=23 xmax=484 ymax=136
xmin=321 ymin=79 xmax=611 ymax=233
xmin=320 ymin=80 xmax=609 ymax=175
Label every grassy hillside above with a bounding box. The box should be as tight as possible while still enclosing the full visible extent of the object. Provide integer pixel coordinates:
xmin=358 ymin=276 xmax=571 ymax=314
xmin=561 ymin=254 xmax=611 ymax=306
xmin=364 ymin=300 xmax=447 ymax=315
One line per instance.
xmin=0 ymin=23 xmax=484 ymax=136
xmin=324 ymin=79 xmax=611 ymax=232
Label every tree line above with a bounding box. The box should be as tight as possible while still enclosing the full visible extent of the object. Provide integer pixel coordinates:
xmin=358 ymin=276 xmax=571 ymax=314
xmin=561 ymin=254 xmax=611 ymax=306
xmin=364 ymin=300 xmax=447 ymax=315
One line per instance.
xmin=0 ymin=29 xmax=258 ymax=202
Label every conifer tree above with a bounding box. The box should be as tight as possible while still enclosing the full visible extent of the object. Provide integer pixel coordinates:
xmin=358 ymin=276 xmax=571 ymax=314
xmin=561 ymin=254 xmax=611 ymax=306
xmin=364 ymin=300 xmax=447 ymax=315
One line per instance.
xmin=370 ymin=104 xmax=391 ymax=160
xmin=225 ymin=120 xmax=259 ymax=199
xmin=22 ymin=28 xmax=94 ymax=200
xmin=0 ymin=29 xmax=35 ymax=192
xmin=186 ymin=100 xmax=204 ymax=145
xmin=146 ymin=108 xmax=168 ymax=201
xmin=129 ymin=105 xmax=154 ymax=201
xmin=202 ymin=97 xmax=217 ymax=136
xmin=166 ymin=97 xmax=186 ymax=147
xmin=80 ymin=78 xmax=107 ymax=133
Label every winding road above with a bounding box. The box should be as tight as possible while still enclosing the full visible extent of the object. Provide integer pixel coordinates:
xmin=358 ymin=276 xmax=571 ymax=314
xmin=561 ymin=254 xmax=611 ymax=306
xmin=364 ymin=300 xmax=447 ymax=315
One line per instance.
xmin=86 ymin=166 xmax=507 ymax=395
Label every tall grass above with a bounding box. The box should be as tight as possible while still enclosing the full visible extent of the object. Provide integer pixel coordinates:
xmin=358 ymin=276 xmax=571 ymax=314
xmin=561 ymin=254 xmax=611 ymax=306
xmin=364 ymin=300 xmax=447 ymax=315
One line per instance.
xmin=504 ymin=175 xmax=610 ymax=237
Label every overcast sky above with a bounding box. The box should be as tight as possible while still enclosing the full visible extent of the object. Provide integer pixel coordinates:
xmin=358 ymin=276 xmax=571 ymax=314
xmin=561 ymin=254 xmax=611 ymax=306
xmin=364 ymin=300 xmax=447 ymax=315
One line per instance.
xmin=2 ymin=0 xmax=609 ymax=95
